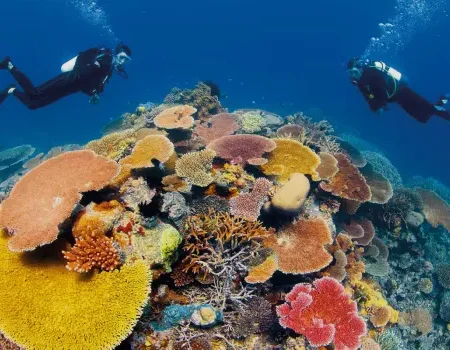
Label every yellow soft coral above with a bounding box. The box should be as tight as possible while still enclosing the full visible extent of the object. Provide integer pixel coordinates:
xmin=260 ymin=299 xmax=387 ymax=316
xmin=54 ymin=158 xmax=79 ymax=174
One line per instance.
xmin=261 ymin=138 xmax=320 ymax=183
xmin=85 ymin=129 xmax=136 ymax=161
xmin=352 ymin=279 xmax=399 ymax=325
xmin=0 ymin=233 xmax=151 ymax=350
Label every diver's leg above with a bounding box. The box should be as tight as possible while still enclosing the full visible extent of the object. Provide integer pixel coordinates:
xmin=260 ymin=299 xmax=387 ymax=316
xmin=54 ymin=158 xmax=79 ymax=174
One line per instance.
xmin=0 ymin=85 xmax=17 ymax=106
xmin=394 ymin=87 xmax=434 ymax=123
xmin=10 ymin=90 xmax=49 ymax=110
xmin=0 ymin=58 xmax=39 ymax=95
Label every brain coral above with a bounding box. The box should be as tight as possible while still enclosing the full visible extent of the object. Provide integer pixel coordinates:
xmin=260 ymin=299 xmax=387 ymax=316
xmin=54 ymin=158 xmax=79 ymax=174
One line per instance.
xmin=175 ymin=149 xmax=216 ymax=187
xmin=320 ymin=153 xmax=372 ymax=202
xmin=0 ymin=150 xmax=119 ymax=252
xmin=261 ymin=138 xmax=320 ymax=183
xmin=207 ymin=134 xmax=276 ymax=166
xmin=154 ymin=105 xmax=196 ymax=130
xmin=264 ymin=217 xmax=333 ymax=274
xmin=0 ymin=233 xmax=151 ymax=350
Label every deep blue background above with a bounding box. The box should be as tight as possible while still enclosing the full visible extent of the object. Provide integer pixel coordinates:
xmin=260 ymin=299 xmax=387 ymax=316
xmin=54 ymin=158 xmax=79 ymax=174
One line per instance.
xmin=1 ymin=0 xmax=449 ymax=187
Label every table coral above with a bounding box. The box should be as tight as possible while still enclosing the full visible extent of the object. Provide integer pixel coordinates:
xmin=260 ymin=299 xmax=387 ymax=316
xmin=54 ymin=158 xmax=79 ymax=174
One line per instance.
xmin=416 ymin=188 xmax=450 ymax=231
xmin=175 ymin=149 xmax=216 ymax=187
xmin=360 ymin=163 xmax=393 ymax=204
xmin=245 ymin=253 xmax=278 ymax=284
xmin=194 ymin=113 xmax=239 ymax=145
xmin=263 ymin=217 xmax=333 ymax=275
xmin=237 ymin=110 xmax=266 ymax=133
xmin=320 ymin=153 xmax=372 ymax=202
xmin=154 ymin=105 xmax=196 ymax=130
xmin=313 ymin=152 xmax=339 ymax=181
xmin=85 ymin=129 xmax=136 ymax=161
xmin=0 ymin=234 xmax=151 ymax=350
xmin=276 ymin=277 xmax=366 ymax=350
xmin=0 ymin=150 xmax=119 ymax=252
xmin=261 ymin=138 xmax=320 ymax=183
xmin=207 ymin=134 xmax=276 ymax=166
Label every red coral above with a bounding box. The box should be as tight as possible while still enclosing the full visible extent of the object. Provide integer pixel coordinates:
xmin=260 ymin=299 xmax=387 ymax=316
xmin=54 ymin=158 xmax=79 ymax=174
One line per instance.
xmin=206 ymin=134 xmax=276 ymax=166
xmin=194 ymin=113 xmax=239 ymax=145
xmin=276 ymin=277 xmax=366 ymax=350
xmin=230 ymin=178 xmax=272 ymax=221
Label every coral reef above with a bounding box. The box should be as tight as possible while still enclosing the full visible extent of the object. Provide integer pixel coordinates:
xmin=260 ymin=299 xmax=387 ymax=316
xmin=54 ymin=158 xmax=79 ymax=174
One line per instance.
xmin=229 ymin=177 xmax=272 ymax=220
xmin=193 ymin=113 xmax=239 ymax=145
xmin=154 ymin=105 xmax=196 ymax=130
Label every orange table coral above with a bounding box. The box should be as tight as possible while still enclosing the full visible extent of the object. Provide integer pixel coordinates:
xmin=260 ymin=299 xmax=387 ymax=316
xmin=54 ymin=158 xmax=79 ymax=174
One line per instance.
xmin=154 ymin=105 xmax=196 ymax=130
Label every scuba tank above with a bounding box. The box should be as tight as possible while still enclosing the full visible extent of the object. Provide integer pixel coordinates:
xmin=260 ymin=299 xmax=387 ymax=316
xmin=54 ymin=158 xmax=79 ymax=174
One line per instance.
xmin=61 ymin=56 xmax=78 ymax=73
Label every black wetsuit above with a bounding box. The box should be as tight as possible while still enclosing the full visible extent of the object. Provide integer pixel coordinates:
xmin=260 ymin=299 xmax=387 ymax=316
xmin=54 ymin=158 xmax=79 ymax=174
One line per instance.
xmin=8 ymin=47 xmax=114 ymax=110
xmin=356 ymin=61 xmax=450 ymax=123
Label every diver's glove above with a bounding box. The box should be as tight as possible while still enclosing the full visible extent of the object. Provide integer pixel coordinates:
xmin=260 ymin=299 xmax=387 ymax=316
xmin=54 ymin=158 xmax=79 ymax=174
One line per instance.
xmin=89 ymin=92 xmax=100 ymax=105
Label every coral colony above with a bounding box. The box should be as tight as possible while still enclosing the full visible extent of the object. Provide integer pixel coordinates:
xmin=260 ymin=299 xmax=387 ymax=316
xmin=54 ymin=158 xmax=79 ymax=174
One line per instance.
xmin=0 ymin=81 xmax=450 ymax=349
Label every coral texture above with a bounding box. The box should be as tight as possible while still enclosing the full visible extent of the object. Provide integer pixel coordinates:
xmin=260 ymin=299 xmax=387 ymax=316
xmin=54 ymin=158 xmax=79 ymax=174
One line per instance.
xmin=0 ymin=150 xmax=119 ymax=252
xmin=207 ymin=134 xmax=276 ymax=166
xmin=270 ymin=173 xmax=310 ymax=214
xmin=320 ymin=153 xmax=372 ymax=202
xmin=360 ymin=163 xmax=393 ymax=204
xmin=230 ymin=177 xmax=272 ymax=221
xmin=194 ymin=113 xmax=239 ymax=144
xmin=154 ymin=105 xmax=196 ymax=130
xmin=175 ymin=149 xmax=216 ymax=187
xmin=313 ymin=152 xmax=339 ymax=181
xmin=63 ymin=235 xmax=123 ymax=272
xmin=276 ymin=277 xmax=366 ymax=350
xmin=416 ymin=188 xmax=450 ymax=231
xmin=245 ymin=254 xmax=278 ymax=284
xmin=264 ymin=217 xmax=333 ymax=274
xmin=85 ymin=129 xmax=136 ymax=161
xmin=0 ymin=234 xmax=151 ymax=350
xmin=261 ymin=138 xmax=320 ymax=183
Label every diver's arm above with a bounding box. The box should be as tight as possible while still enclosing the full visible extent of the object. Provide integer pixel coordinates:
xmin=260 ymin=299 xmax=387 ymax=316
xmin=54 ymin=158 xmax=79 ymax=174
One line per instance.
xmin=359 ymin=69 xmax=389 ymax=112
xmin=73 ymin=48 xmax=102 ymax=75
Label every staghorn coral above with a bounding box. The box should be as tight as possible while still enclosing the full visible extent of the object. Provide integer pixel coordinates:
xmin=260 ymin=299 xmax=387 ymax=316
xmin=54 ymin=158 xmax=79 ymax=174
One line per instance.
xmin=269 ymin=173 xmax=310 ymax=215
xmin=263 ymin=217 xmax=333 ymax=275
xmin=277 ymin=277 xmax=366 ymax=350
xmin=62 ymin=234 xmax=123 ymax=272
xmin=85 ymin=129 xmax=136 ymax=161
xmin=0 ymin=234 xmax=151 ymax=350
xmin=193 ymin=113 xmax=239 ymax=145
xmin=261 ymin=138 xmax=320 ymax=183
xmin=181 ymin=210 xmax=273 ymax=280
xmin=0 ymin=150 xmax=119 ymax=252
xmin=229 ymin=177 xmax=272 ymax=221
xmin=313 ymin=152 xmax=339 ymax=181
xmin=175 ymin=149 xmax=216 ymax=187
xmin=207 ymin=134 xmax=276 ymax=166
xmin=320 ymin=153 xmax=372 ymax=202
xmin=154 ymin=105 xmax=196 ymax=130
xmin=416 ymin=188 xmax=450 ymax=231
xmin=171 ymin=261 xmax=195 ymax=287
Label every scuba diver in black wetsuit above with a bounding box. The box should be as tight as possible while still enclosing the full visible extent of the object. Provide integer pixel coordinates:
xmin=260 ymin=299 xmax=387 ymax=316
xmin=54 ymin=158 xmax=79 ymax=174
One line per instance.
xmin=0 ymin=43 xmax=131 ymax=110
xmin=347 ymin=57 xmax=450 ymax=123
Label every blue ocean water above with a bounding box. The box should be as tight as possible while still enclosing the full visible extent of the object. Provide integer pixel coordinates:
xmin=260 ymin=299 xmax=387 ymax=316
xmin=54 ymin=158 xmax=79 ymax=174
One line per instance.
xmin=1 ymin=0 xmax=449 ymax=187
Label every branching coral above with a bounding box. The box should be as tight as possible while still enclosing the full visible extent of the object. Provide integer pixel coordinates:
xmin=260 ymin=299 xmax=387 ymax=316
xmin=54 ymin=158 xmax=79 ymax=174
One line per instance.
xmin=229 ymin=177 xmax=272 ymax=221
xmin=320 ymin=153 xmax=372 ymax=202
xmin=261 ymin=138 xmax=320 ymax=183
xmin=63 ymin=234 xmax=123 ymax=272
xmin=207 ymin=134 xmax=276 ymax=166
xmin=175 ymin=149 xmax=216 ymax=187
xmin=181 ymin=210 xmax=273 ymax=281
xmin=276 ymin=277 xmax=366 ymax=350
xmin=0 ymin=150 xmax=119 ymax=252
xmin=0 ymin=234 xmax=151 ymax=350
xmin=263 ymin=217 xmax=333 ymax=275
xmin=289 ymin=112 xmax=340 ymax=153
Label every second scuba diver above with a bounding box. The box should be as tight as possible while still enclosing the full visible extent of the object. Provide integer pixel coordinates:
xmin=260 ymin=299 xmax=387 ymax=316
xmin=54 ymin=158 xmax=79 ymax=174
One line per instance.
xmin=0 ymin=43 xmax=131 ymax=110
xmin=347 ymin=57 xmax=450 ymax=123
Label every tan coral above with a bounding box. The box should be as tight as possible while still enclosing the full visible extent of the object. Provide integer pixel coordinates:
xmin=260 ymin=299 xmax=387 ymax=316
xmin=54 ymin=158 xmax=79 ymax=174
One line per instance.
xmin=416 ymin=188 xmax=450 ymax=231
xmin=85 ymin=129 xmax=136 ymax=161
xmin=312 ymin=152 xmax=339 ymax=181
xmin=270 ymin=173 xmax=310 ymax=214
xmin=175 ymin=149 xmax=216 ymax=187
xmin=0 ymin=150 xmax=119 ymax=252
xmin=154 ymin=105 xmax=196 ymax=130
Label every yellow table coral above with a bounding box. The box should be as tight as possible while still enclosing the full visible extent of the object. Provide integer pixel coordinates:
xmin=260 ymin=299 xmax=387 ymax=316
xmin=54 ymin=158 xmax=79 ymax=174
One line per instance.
xmin=0 ymin=233 xmax=151 ymax=350
xmin=261 ymin=138 xmax=320 ymax=183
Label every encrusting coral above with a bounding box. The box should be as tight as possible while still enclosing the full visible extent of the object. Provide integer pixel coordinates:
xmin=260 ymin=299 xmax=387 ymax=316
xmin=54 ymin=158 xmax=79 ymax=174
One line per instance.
xmin=0 ymin=233 xmax=151 ymax=350
xmin=0 ymin=150 xmax=119 ymax=252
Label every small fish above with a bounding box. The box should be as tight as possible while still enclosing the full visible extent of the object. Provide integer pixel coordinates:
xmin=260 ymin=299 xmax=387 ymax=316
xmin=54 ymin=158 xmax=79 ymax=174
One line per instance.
xmin=151 ymin=158 xmax=165 ymax=171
